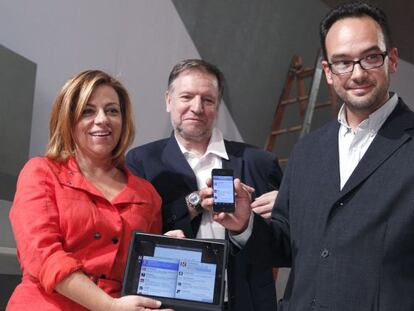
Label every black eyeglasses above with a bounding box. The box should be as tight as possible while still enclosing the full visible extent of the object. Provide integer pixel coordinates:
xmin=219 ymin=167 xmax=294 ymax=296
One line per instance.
xmin=328 ymin=52 xmax=388 ymax=75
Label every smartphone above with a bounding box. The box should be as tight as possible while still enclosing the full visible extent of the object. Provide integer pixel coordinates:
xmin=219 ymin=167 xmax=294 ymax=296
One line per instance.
xmin=212 ymin=168 xmax=235 ymax=213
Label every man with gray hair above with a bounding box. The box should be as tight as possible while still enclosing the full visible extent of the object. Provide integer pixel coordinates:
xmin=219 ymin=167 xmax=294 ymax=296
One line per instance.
xmin=127 ymin=59 xmax=282 ymax=310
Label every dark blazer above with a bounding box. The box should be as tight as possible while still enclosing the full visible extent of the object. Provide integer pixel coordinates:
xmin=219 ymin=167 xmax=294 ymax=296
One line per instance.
xmin=126 ymin=134 xmax=283 ymax=311
xmin=246 ymin=99 xmax=414 ymax=311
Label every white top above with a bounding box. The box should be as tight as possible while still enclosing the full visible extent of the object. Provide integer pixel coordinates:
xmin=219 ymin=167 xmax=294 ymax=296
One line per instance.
xmin=175 ymin=128 xmax=229 ymax=239
xmin=338 ymin=93 xmax=398 ymax=189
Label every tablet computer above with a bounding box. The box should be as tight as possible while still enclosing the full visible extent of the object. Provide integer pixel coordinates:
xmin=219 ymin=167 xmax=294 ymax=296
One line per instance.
xmin=122 ymin=231 xmax=228 ymax=311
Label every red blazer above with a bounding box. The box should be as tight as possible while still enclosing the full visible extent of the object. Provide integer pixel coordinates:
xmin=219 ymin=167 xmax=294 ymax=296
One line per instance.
xmin=7 ymin=157 xmax=162 ymax=310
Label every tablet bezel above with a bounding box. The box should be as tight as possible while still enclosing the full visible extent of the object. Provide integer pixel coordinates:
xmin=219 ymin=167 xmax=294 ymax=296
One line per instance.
xmin=122 ymin=231 xmax=228 ymax=311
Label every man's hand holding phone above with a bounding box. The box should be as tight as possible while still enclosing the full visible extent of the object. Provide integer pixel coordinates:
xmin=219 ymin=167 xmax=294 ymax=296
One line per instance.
xmin=197 ymin=169 xmax=252 ymax=234
xmin=212 ymin=178 xmax=253 ymax=234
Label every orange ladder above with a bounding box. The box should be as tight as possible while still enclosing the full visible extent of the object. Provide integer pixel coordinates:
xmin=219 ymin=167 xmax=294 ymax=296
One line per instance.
xmin=265 ymin=51 xmax=338 ymax=164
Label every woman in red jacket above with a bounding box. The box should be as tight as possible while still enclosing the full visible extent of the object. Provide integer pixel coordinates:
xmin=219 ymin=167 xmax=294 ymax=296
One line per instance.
xmin=7 ymin=70 xmax=174 ymax=311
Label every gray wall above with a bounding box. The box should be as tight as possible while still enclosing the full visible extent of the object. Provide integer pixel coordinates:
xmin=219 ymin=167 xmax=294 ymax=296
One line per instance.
xmin=0 ymin=45 xmax=36 ymax=202
xmin=173 ymin=0 xmax=331 ymax=147
xmin=391 ymin=58 xmax=414 ymax=106
xmin=0 ymin=0 xmax=242 ymax=160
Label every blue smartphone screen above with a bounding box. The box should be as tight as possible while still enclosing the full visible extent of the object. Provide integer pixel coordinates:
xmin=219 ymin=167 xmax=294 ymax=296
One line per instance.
xmin=213 ymin=175 xmax=234 ymax=204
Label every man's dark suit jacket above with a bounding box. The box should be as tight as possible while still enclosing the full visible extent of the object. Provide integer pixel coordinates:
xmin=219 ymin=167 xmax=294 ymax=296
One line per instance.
xmin=126 ymin=134 xmax=283 ymax=311
xmin=245 ymin=99 xmax=414 ymax=311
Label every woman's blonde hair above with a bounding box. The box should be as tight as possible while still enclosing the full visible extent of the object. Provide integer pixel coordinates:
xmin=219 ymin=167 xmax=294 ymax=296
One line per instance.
xmin=46 ymin=70 xmax=135 ymax=168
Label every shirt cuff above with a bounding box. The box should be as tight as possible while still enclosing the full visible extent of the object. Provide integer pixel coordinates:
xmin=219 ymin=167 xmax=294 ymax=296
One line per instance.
xmin=229 ymin=212 xmax=254 ymax=248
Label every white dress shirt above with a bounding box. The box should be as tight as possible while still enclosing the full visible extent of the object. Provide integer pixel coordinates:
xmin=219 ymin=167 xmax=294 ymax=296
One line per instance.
xmin=176 ymin=128 xmax=230 ymax=301
xmin=175 ymin=128 xmax=229 ymax=239
xmin=338 ymin=93 xmax=398 ymax=189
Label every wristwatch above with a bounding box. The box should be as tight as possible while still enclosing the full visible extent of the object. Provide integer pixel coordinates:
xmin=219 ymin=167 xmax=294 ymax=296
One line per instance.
xmin=185 ymin=191 xmax=203 ymax=214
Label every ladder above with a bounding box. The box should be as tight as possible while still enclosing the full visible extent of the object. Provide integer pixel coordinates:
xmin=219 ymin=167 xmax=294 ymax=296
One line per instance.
xmin=264 ymin=51 xmax=338 ymax=163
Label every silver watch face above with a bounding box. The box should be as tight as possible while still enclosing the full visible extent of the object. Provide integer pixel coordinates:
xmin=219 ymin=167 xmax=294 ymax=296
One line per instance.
xmin=188 ymin=192 xmax=201 ymax=206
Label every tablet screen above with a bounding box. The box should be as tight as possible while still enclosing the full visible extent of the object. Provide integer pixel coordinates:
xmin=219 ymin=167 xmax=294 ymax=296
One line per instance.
xmin=122 ymin=232 xmax=227 ymax=310
xmin=137 ymin=244 xmax=216 ymax=302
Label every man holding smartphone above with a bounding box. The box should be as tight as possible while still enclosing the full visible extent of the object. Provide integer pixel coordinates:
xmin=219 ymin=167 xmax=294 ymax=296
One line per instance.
xmin=126 ymin=59 xmax=282 ymax=311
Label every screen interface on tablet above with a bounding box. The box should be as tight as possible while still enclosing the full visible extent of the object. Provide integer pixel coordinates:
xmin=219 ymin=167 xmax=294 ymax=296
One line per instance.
xmin=123 ymin=232 xmax=227 ymax=310
xmin=136 ymin=245 xmax=216 ymax=303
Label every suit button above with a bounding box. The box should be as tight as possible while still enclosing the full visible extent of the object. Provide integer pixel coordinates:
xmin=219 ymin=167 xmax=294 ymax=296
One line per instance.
xmin=100 ymin=274 xmax=106 ymax=279
xmin=94 ymin=232 xmax=101 ymax=240
xmin=321 ymin=249 xmax=329 ymax=258
xmin=338 ymin=202 xmax=344 ymax=207
xmin=112 ymin=237 xmax=119 ymax=244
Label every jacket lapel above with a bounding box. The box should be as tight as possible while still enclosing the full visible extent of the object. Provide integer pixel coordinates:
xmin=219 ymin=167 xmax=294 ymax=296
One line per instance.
xmin=318 ymin=121 xmax=342 ymax=197
xmin=222 ymin=141 xmax=243 ymax=180
xmin=337 ymin=100 xmax=414 ymax=200
xmin=161 ymin=134 xmax=198 ymax=191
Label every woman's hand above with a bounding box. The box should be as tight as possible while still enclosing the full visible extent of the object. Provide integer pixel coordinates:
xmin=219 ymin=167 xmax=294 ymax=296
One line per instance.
xmin=109 ymin=295 xmax=174 ymax=311
xmin=55 ymin=272 xmax=174 ymax=311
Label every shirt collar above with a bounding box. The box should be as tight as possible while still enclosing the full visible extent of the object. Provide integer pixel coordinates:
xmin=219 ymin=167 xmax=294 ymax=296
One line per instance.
xmin=56 ymin=157 xmax=151 ymax=204
xmin=175 ymin=128 xmax=229 ymax=160
xmin=337 ymin=92 xmax=399 ymax=135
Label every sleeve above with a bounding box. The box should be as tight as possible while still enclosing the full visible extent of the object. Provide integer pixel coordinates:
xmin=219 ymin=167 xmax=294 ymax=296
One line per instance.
xmin=9 ymin=158 xmax=82 ymax=293
xmin=244 ymin=151 xmax=293 ymax=267
xmin=161 ymin=196 xmax=200 ymax=237
xmin=126 ymin=147 xmax=198 ymax=237
xmin=230 ymin=212 xmax=255 ymax=248
xmin=125 ymin=148 xmax=145 ymax=178
xmin=267 ymin=152 xmax=283 ymax=191
xmin=243 ymin=147 xmax=283 ymax=198
xmin=260 ymin=150 xmax=283 ymax=192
